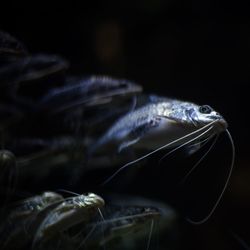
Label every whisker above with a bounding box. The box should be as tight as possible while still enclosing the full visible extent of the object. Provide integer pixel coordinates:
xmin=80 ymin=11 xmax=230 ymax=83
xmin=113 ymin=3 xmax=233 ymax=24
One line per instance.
xmin=179 ymin=134 xmax=218 ymax=185
xmin=186 ymin=129 xmax=235 ymax=224
xmin=229 ymin=230 xmax=250 ymax=250
xmin=185 ymin=132 xmax=215 ymax=151
xmin=75 ymin=208 xmax=106 ymax=250
xmin=102 ymin=120 xmax=218 ymax=186
xmin=158 ymin=126 xmax=214 ymax=164
xmin=98 ymin=208 xmax=105 ymax=222
xmin=56 ymin=189 xmax=80 ymax=196
xmin=98 ymin=208 xmax=106 ymax=250
xmin=146 ymin=219 xmax=154 ymax=250
xmin=75 ymin=224 xmax=97 ymax=250
xmin=90 ymin=212 xmax=160 ymax=226
xmin=17 ymin=150 xmax=53 ymax=166
xmin=181 ymin=134 xmax=212 ymax=150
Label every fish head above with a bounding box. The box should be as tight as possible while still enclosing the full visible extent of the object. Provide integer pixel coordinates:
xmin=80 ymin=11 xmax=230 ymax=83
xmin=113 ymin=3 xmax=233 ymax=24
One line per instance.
xmin=184 ymin=103 xmax=228 ymax=132
xmin=83 ymin=193 xmax=105 ymax=208
xmin=165 ymin=101 xmax=227 ymax=133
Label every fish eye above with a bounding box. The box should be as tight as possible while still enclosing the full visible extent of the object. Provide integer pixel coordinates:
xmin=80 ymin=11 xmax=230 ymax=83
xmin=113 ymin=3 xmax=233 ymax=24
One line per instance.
xmin=199 ymin=105 xmax=212 ymax=114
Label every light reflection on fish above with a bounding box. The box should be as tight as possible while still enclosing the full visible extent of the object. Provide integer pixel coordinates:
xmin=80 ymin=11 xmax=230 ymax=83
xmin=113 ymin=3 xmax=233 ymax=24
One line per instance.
xmin=91 ymin=95 xmax=234 ymax=224
xmin=0 ymin=192 xmax=63 ymax=249
xmin=40 ymin=76 xmax=142 ymax=113
xmin=33 ymin=192 xmax=104 ymax=246
xmin=90 ymin=95 xmax=227 ymax=154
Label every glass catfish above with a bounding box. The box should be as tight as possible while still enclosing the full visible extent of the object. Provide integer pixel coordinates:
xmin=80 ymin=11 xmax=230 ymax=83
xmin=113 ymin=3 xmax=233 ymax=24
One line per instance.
xmin=91 ymin=95 xmax=235 ymax=224
xmin=90 ymin=95 xmax=228 ymax=154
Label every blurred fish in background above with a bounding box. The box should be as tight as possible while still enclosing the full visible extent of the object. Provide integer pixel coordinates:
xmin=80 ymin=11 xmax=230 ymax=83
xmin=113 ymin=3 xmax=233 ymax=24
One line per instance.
xmin=0 ymin=1 xmax=250 ymax=249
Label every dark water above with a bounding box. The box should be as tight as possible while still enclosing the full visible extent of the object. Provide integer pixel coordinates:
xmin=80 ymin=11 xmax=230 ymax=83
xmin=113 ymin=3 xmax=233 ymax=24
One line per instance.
xmin=1 ymin=2 xmax=250 ymax=249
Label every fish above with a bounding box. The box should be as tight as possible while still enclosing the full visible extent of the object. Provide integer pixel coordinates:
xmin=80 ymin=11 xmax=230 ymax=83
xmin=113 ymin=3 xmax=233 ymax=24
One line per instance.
xmin=91 ymin=95 xmax=235 ymax=224
xmin=74 ymin=194 xmax=178 ymax=250
xmin=82 ymin=204 xmax=161 ymax=249
xmin=5 ymin=191 xmax=64 ymax=221
xmin=0 ymin=191 xmax=63 ymax=249
xmin=40 ymin=75 xmax=142 ymax=113
xmin=90 ymin=95 xmax=227 ymax=155
xmin=0 ymin=54 xmax=69 ymax=86
xmin=33 ymin=192 xmax=104 ymax=246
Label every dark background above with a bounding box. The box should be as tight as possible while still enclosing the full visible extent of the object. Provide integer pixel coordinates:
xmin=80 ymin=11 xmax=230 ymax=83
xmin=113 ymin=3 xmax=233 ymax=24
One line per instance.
xmin=1 ymin=1 xmax=250 ymax=249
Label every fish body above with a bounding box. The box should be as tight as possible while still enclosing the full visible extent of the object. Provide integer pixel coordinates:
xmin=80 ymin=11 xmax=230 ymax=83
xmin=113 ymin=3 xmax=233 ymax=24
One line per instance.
xmin=40 ymin=76 xmax=142 ymax=112
xmin=95 ymin=205 xmax=161 ymax=247
xmin=8 ymin=192 xmax=63 ymax=221
xmin=90 ymin=96 xmax=227 ymax=154
xmin=81 ymin=196 xmax=177 ymax=249
xmin=34 ymin=193 xmax=104 ymax=243
xmin=0 ymin=192 xmax=63 ymax=249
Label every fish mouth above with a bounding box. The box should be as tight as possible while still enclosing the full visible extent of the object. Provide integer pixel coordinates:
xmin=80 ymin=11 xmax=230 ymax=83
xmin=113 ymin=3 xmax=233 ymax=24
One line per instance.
xmin=214 ymin=118 xmax=228 ymax=132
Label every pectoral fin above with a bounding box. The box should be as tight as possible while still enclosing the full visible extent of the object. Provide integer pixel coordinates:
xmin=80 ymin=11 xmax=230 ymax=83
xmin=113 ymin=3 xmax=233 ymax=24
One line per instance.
xmin=118 ymin=137 xmax=140 ymax=153
xmin=117 ymin=116 xmax=163 ymax=153
xmin=184 ymin=143 xmax=201 ymax=156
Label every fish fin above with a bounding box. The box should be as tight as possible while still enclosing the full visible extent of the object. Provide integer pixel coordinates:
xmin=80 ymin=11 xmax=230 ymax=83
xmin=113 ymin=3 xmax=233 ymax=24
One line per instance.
xmin=118 ymin=137 xmax=140 ymax=153
xmin=117 ymin=117 xmax=161 ymax=152
xmin=133 ymin=116 xmax=161 ymax=134
xmin=184 ymin=143 xmax=201 ymax=156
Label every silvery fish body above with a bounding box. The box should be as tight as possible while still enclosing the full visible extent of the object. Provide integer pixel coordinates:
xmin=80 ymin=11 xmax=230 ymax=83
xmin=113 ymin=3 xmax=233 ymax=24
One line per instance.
xmin=90 ymin=96 xmax=227 ymax=154
xmin=34 ymin=193 xmax=104 ymax=243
